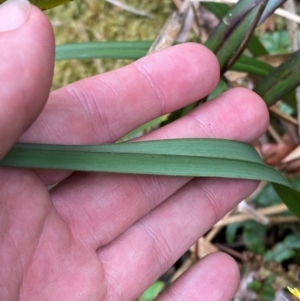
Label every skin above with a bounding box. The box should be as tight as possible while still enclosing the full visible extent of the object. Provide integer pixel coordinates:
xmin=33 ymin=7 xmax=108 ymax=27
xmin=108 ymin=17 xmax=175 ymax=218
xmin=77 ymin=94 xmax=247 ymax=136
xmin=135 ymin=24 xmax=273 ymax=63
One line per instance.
xmin=0 ymin=4 xmax=269 ymax=301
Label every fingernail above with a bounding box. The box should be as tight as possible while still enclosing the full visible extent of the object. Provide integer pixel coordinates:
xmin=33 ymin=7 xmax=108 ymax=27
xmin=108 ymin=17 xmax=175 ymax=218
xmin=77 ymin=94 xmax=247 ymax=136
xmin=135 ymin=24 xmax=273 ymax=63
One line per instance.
xmin=0 ymin=0 xmax=30 ymax=32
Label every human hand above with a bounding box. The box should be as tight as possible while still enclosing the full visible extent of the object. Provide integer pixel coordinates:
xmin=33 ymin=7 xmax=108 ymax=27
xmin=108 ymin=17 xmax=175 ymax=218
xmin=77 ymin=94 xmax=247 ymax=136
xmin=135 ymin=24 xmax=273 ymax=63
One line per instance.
xmin=0 ymin=1 xmax=269 ymax=300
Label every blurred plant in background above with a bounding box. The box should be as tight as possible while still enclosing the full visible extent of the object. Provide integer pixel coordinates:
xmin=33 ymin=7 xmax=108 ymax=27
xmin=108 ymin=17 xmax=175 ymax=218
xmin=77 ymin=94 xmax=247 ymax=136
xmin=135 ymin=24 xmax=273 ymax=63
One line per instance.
xmin=2 ymin=0 xmax=300 ymax=300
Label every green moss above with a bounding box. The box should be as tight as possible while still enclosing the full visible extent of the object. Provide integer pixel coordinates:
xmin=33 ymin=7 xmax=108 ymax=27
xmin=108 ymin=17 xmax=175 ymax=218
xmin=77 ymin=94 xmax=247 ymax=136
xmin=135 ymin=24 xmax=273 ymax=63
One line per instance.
xmin=45 ymin=0 xmax=174 ymax=88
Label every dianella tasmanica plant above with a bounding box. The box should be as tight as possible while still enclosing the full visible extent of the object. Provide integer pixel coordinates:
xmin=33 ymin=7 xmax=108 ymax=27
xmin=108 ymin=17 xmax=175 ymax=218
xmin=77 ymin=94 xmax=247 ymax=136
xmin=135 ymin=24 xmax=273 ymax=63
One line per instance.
xmin=1 ymin=0 xmax=300 ymax=220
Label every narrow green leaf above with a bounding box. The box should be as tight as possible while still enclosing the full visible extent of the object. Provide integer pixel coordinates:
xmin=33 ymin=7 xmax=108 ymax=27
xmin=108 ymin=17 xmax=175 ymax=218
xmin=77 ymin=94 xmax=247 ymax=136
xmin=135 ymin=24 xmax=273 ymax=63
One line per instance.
xmin=272 ymin=183 xmax=300 ymax=222
xmin=207 ymin=79 xmax=228 ymax=100
xmin=56 ymin=41 xmax=272 ymax=77
xmin=231 ymin=55 xmax=274 ymax=77
xmin=202 ymin=1 xmax=268 ymax=57
xmin=1 ymin=139 xmax=300 ymax=219
xmin=254 ymin=49 xmax=300 ymax=106
xmin=201 ymin=2 xmax=229 ymax=20
xmin=55 ymin=41 xmax=152 ymax=61
xmin=204 ymin=0 xmax=262 ymax=54
xmin=258 ymin=0 xmax=287 ymax=25
xmin=117 ymin=115 xmax=167 ymax=142
xmin=247 ymin=36 xmax=269 ymax=57
xmin=214 ymin=3 xmax=262 ymax=69
xmin=140 ymin=281 xmax=164 ymax=301
xmin=204 ymin=0 xmax=287 ymax=70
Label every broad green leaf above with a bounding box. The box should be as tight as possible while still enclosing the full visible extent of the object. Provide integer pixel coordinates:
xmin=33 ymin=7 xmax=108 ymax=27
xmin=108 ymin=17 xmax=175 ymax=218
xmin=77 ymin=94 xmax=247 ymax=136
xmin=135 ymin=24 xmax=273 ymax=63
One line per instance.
xmin=284 ymin=234 xmax=300 ymax=249
xmin=260 ymin=30 xmax=292 ymax=54
xmin=248 ymin=279 xmax=275 ymax=301
xmin=243 ymin=220 xmax=267 ymax=254
xmin=254 ymin=49 xmax=300 ymax=106
xmin=248 ymin=280 xmax=263 ymax=291
xmin=260 ymin=284 xmax=276 ymax=301
xmin=1 ymin=139 xmax=300 ymax=219
xmin=264 ymin=242 xmax=295 ymax=262
xmin=226 ymin=222 xmax=243 ymax=244
xmin=0 ymin=0 xmax=73 ymax=10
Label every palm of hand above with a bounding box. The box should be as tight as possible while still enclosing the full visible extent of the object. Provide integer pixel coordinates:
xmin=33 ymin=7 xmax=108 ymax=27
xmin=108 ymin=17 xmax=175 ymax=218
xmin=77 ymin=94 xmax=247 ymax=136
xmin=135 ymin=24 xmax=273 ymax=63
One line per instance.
xmin=0 ymin=4 xmax=268 ymax=301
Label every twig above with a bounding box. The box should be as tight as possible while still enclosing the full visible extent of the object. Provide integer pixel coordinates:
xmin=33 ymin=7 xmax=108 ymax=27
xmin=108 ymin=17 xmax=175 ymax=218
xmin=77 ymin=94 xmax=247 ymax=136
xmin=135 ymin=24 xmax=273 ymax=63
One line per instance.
xmin=237 ymin=199 xmax=270 ymax=225
xmin=214 ymin=243 xmax=244 ymax=260
xmin=270 ymin=105 xmax=299 ymax=127
xmin=214 ymin=203 xmax=295 ymax=226
xmin=147 ymin=11 xmax=183 ymax=54
xmin=268 ymin=124 xmax=284 ymax=144
xmin=104 ymin=0 xmax=154 ymax=18
xmin=172 ymin=0 xmax=202 ymax=41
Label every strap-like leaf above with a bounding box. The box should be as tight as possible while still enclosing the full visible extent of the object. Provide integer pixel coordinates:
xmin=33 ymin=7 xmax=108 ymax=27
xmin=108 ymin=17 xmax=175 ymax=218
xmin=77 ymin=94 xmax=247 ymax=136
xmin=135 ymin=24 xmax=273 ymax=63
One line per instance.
xmin=204 ymin=0 xmax=287 ymax=70
xmin=1 ymin=139 xmax=300 ymax=219
xmin=202 ymin=2 xmax=268 ymax=57
xmin=258 ymin=0 xmax=287 ymax=25
xmin=56 ymin=41 xmax=273 ymax=77
xmin=254 ymin=50 xmax=300 ymax=106
xmin=55 ymin=41 xmax=152 ymax=61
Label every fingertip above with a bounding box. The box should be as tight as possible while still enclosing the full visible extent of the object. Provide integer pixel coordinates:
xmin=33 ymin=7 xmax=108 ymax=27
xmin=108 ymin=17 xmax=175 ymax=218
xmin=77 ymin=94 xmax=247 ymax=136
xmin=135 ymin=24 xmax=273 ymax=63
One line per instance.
xmin=207 ymin=251 xmax=240 ymax=285
xmin=193 ymin=87 xmax=269 ymax=142
xmin=167 ymin=42 xmax=220 ymax=93
xmin=157 ymin=251 xmax=239 ymax=301
xmin=133 ymin=42 xmax=220 ymax=106
xmin=205 ymin=252 xmax=240 ymax=299
xmin=225 ymin=87 xmax=270 ymax=139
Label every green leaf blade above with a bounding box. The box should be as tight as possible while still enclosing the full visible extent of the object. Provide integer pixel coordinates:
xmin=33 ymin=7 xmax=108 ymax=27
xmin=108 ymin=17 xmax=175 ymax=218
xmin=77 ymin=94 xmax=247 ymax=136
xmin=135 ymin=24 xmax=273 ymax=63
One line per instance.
xmin=55 ymin=41 xmax=152 ymax=61
xmin=254 ymin=49 xmax=300 ymax=106
xmin=1 ymin=139 xmax=299 ymax=218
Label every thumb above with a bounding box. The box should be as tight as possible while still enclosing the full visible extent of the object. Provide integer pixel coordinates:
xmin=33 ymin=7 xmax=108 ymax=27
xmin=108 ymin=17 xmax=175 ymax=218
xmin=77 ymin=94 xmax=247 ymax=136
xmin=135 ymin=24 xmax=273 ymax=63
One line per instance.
xmin=0 ymin=0 xmax=54 ymax=158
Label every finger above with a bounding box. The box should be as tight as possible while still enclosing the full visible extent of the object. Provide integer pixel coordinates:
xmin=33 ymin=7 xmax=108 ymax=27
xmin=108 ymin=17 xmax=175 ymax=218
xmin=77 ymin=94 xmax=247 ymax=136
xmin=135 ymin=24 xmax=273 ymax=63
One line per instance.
xmin=97 ymin=177 xmax=256 ymax=301
xmin=20 ymin=43 xmax=219 ymax=184
xmin=51 ymin=88 xmax=268 ymax=247
xmin=22 ymin=43 xmax=219 ymax=144
xmin=0 ymin=168 xmax=52 ymax=300
xmin=143 ymin=87 xmax=268 ymax=142
xmin=0 ymin=2 xmax=54 ymax=298
xmin=156 ymin=253 xmax=239 ymax=301
xmin=0 ymin=0 xmax=54 ymax=158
